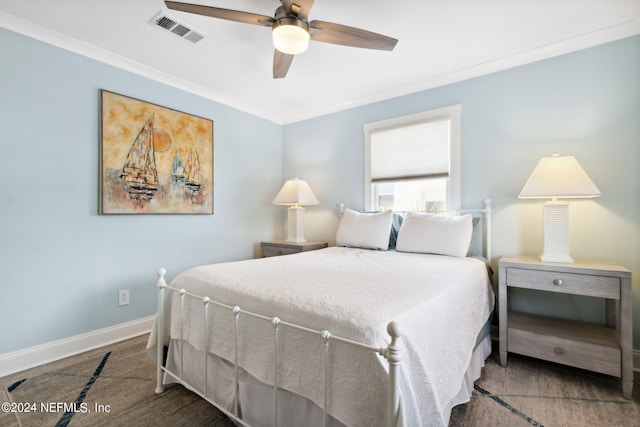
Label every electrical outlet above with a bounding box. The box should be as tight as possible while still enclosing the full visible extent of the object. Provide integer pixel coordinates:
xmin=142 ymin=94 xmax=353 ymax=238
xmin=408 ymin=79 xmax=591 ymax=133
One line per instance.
xmin=118 ymin=289 xmax=130 ymax=307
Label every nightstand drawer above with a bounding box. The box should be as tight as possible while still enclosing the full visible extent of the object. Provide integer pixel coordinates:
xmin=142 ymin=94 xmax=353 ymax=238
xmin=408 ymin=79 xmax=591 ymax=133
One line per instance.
xmin=508 ymin=327 xmax=621 ymax=377
xmin=507 ymin=268 xmax=620 ymax=299
xmin=261 ymin=245 xmax=300 ymax=257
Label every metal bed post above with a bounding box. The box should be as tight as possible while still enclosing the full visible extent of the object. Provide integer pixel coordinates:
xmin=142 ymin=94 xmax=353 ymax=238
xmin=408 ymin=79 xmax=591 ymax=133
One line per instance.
xmin=179 ymin=289 xmax=186 ymax=380
xmin=483 ymin=198 xmax=492 ymax=261
xmin=155 ymin=268 xmax=167 ymax=394
xmin=384 ymin=321 xmax=402 ymax=427
xmin=203 ymin=297 xmax=211 ymax=398
xmin=272 ymin=317 xmax=281 ymax=427
xmin=233 ymin=306 xmax=241 ymax=419
xmin=321 ymin=330 xmax=332 ymax=427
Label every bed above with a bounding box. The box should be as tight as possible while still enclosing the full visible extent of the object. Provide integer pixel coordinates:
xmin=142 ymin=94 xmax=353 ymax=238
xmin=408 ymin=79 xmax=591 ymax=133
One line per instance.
xmin=147 ymin=200 xmax=495 ymax=427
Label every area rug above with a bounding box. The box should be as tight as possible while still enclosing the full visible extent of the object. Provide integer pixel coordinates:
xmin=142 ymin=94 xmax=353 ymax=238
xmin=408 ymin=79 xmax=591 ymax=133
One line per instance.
xmin=2 ymin=335 xmax=638 ymax=426
xmin=450 ymin=353 xmax=640 ymax=426
xmin=0 ymin=336 xmax=234 ymax=427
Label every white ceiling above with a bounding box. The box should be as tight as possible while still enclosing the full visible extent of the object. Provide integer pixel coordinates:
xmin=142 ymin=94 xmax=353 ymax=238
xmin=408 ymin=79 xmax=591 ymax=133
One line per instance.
xmin=1 ymin=0 xmax=638 ymax=124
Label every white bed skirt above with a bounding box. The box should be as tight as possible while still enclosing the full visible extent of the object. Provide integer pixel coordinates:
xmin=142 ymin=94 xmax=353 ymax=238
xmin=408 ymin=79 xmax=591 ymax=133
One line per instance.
xmin=162 ymin=334 xmax=492 ymax=427
xmin=442 ymin=335 xmax=492 ymax=425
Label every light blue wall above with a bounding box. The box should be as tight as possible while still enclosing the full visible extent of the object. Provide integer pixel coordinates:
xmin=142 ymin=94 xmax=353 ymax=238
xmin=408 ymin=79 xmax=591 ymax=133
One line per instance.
xmin=283 ymin=36 xmax=640 ymax=348
xmin=0 ymin=28 xmax=284 ymax=354
xmin=2 ymin=27 xmax=638 ymax=356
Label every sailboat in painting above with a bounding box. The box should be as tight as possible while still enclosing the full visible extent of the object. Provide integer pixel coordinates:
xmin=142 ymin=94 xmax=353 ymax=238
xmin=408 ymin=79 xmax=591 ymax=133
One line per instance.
xmin=170 ymin=150 xmax=186 ymax=182
xmin=120 ymin=114 xmax=158 ymax=208
xmin=183 ymin=147 xmax=203 ymax=202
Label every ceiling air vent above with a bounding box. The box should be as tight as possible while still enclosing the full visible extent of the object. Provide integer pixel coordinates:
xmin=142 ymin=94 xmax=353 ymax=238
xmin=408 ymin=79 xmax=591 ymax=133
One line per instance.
xmin=151 ymin=12 xmax=206 ymax=44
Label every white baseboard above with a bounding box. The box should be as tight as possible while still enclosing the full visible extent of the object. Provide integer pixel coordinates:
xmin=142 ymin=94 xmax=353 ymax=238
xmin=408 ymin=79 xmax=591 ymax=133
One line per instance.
xmin=0 ymin=316 xmax=155 ymax=378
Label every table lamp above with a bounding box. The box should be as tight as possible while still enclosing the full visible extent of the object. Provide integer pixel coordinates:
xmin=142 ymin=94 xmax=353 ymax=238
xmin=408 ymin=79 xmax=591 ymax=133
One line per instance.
xmin=519 ymin=154 xmax=600 ymax=263
xmin=273 ymin=178 xmax=319 ymax=243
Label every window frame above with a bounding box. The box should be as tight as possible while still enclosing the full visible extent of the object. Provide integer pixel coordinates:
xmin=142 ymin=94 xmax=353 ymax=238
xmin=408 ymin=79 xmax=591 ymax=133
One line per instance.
xmin=363 ymin=104 xmax=461 ymax=211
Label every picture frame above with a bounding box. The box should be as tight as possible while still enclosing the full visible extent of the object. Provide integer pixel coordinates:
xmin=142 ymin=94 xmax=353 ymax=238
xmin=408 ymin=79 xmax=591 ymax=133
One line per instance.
xmin=99 ymin=89 xmax=214 ymax=214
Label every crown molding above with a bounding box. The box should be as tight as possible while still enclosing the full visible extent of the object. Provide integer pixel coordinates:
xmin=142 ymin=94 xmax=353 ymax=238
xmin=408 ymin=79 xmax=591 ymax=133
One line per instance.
xmin=0 ymin=11 xmax=284 ymax=125
xmin=281 ymin=19 xmax=640 ymax=124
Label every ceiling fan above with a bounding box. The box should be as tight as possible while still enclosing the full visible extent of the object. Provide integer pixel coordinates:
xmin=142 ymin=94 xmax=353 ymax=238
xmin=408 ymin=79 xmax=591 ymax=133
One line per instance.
xmin=164 ymin=0 xmax=398 ymax=79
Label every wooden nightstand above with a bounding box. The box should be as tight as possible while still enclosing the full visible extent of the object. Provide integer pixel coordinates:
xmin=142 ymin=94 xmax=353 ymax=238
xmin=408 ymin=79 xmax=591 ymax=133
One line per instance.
xmin=260 ymin=241 xmax=328 ymax=258
xmin=498 ymin=255 xmax=632 ymax=399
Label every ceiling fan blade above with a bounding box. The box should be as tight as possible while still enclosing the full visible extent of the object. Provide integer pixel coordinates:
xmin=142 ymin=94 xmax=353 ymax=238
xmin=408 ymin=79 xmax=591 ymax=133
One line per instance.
xmin=165 ymin=1 xmax=275 ymax=27
xmin=280 ymin=0 xmax=315 ymax=20
xmin=273 ymin=49 xmax=295 ymax=79
xmin=309 ymin=20 xmax=397 ymax=51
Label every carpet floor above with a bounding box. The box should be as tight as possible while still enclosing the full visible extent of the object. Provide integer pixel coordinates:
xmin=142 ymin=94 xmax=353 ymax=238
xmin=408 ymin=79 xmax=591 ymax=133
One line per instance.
xmin=1 ymin=334 xmax=638 ymax=426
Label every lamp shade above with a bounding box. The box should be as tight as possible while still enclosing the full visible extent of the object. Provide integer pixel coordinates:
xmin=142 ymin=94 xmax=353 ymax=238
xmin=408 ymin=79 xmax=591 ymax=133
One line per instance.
xmin=518 ymin=154 xmax=600 ymax=264
xmin=273 ymin=178 xmax=319 ymax=206
xmin=519 ymin=154 xmax=601 ymax=199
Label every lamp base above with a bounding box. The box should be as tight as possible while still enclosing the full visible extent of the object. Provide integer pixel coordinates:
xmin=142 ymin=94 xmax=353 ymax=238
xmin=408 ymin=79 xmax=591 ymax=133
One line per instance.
xmin=540 ymin=201 xmax=573 ymax=264
xmin=286 ymin=206 xmax=306 ymax=243
xmin=540 ymin=253 xmax=574 ymax=263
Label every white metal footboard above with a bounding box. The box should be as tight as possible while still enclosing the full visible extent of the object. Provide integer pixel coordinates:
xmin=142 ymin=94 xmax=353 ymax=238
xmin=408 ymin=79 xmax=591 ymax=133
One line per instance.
xmin=154 ymin=268 xmax=403 ymax=427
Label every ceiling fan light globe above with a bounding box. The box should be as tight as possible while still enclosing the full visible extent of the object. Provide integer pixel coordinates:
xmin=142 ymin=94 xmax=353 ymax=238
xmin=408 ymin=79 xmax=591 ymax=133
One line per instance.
xmin=272 ymin=22 xmax=310 ymax=55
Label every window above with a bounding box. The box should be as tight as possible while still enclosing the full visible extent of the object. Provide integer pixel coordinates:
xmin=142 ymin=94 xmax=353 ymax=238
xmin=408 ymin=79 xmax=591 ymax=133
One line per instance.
xmin=364 ymin=105 xmax=460 ymax=212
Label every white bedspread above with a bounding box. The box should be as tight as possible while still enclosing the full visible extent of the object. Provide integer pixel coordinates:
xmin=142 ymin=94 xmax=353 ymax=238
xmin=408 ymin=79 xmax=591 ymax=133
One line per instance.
xmin=147 ymin=247 xmax=494 ymax=427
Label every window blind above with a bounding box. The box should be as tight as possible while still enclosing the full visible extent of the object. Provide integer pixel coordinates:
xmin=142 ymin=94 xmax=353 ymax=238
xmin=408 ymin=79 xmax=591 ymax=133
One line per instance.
xmin=370 ymin=119 xmax=450 ymax=183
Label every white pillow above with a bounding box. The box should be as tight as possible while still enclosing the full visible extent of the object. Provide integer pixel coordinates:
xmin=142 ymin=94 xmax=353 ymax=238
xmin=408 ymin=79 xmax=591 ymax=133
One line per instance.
xmin=336 ymin=209 xmax=393 ymax=250
xmin=395 ymin=212 xmax=473 ymax=257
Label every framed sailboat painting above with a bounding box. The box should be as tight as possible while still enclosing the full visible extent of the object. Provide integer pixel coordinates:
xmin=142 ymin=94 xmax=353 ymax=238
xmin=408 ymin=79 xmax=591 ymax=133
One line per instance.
xmin=99 ymin=90 xmax=214 ymax=214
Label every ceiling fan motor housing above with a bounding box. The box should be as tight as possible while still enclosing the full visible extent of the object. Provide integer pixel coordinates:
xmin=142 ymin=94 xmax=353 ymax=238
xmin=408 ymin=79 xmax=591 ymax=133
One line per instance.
xmin=273 ymin=16 xmax=309 ymax=31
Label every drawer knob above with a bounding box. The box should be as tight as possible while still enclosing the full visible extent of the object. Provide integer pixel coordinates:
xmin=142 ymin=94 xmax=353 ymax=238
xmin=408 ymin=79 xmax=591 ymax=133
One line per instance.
xmin=553 ymin=279 xmax=563 ymax=286
xmin=554 ymin=347 xmax=565 ymax=355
